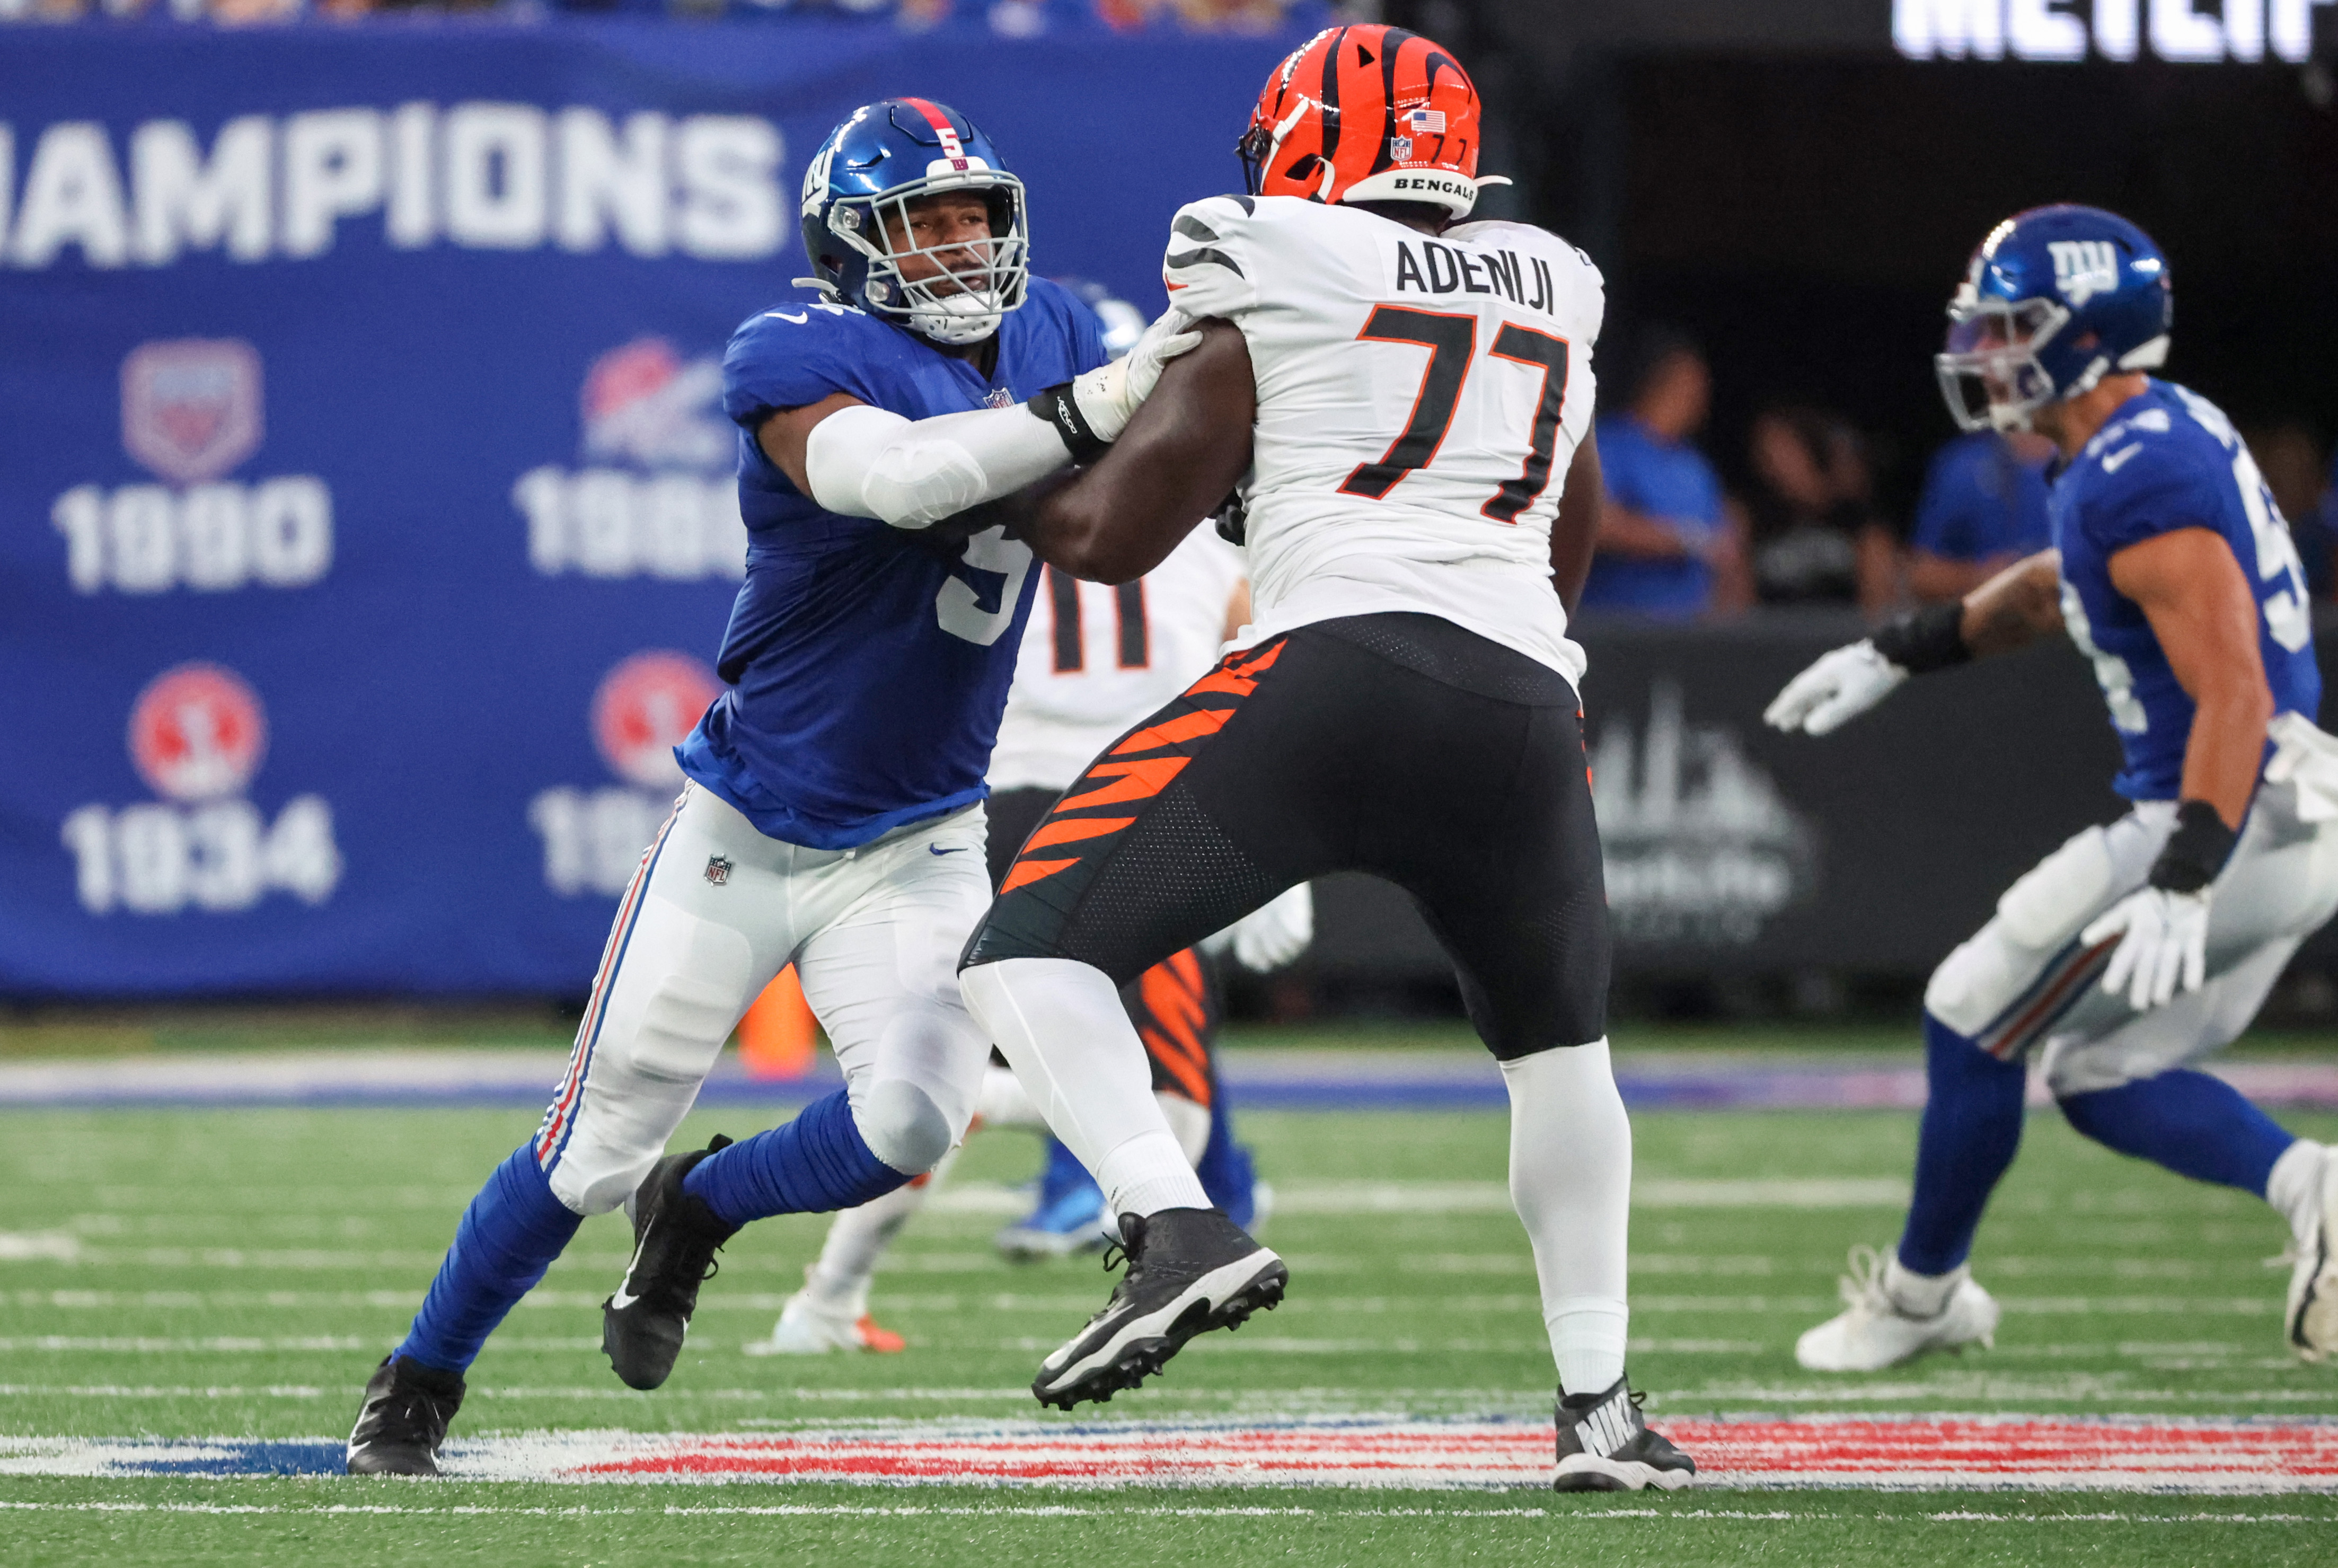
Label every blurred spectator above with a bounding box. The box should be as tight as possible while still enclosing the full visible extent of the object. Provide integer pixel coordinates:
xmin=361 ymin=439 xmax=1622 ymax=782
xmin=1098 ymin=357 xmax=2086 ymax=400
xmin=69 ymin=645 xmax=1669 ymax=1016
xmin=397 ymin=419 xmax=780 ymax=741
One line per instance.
xmin=1577 ymin=328 xmax=1750 ymax=620
xmin=1742 ymin=403 xmax=1896 ymax=616
xmin=1904 ymin=429 xmax=2054 ymax=603
xmin=2243 ymin=422 xmax=2335 ymax=600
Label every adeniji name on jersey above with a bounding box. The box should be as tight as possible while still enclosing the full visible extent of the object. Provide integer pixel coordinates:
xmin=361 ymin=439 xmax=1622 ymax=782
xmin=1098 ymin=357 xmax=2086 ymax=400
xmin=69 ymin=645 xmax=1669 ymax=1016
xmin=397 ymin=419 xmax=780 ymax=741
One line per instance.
xmin=990 ymin=527 xmax=1245 ymax=793
xmin=1162 ymin=195 xmax=1603 ymax=686
xmin=2050 ymin=379 xmax=2322 ymax=801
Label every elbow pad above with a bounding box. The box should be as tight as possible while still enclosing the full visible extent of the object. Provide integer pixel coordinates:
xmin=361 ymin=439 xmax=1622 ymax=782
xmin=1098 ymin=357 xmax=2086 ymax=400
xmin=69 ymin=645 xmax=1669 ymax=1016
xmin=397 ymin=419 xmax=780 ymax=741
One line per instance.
xmin=805 ymin=402 xmax=1070 ymax=530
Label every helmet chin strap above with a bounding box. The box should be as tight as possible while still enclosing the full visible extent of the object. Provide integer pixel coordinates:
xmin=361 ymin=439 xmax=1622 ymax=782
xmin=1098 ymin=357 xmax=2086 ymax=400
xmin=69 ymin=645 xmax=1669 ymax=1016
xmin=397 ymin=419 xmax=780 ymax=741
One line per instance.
xmin=906 ymin=289 xmax=1002 ymax=346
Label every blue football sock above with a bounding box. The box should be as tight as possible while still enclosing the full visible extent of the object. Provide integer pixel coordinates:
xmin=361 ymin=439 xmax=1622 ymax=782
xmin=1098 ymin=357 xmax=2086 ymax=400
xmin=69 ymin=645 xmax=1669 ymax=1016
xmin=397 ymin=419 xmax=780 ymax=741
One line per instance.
xmin=1036 ymin=1135 xmax=1093 ymax=1210
xmin=2058 ymin=1069 xmax=2296 ymax=1195
xmin=1898 ymin=1012 xmax=2029 ymax=1278
xmin=395 ymin=1143 xmax=582 ymax=1376
xmin=1193 ymin=1099 xmax=1258 ymax=1228
xmin=683 ymin=1088 xmax=908 ymax=1228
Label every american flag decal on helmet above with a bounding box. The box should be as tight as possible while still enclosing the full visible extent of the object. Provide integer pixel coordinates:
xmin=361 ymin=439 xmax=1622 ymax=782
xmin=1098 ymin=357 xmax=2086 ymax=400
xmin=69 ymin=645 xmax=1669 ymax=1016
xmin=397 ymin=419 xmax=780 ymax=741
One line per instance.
xmin=1404 ymin=109 xmax=1448 ymax=134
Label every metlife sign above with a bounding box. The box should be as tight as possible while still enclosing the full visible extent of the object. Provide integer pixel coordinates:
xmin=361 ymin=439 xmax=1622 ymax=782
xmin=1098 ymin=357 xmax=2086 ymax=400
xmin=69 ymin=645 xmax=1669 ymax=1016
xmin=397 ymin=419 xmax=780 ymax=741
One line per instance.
xmin=1893 ymin=0 xmax=2337 ymax=61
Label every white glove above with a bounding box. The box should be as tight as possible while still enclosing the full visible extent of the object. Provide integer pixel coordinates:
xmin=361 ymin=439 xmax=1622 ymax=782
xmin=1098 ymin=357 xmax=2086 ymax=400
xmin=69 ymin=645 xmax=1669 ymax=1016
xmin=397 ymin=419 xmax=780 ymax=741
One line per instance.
xmin=1762 ymin=640 xmax=1909 ymax=737
xmin=2081 ymin=886 xmax=2211 ymax=1011
xmin=1202 ymin=883 xmax=1315 ymax=973
xmin=1067 ymin=309 xmax=1203 ymax=444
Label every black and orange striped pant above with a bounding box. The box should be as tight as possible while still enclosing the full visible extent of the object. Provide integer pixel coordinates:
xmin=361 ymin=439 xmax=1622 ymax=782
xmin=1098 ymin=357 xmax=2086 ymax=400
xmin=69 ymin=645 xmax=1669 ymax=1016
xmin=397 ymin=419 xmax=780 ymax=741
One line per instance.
xmin=968 ymin=612 xmax=1611 ymax=1061
xmin=983 ymin=786 xmax=1217 ymax=1108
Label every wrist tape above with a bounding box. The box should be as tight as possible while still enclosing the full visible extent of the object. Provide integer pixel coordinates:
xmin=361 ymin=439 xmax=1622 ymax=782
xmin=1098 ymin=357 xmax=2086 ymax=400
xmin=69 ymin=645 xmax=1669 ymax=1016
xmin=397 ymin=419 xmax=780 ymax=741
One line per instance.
xmin=1869 ymin=601 xmax=1971 ymax=675
xmin=1030 ymin=382 xmax=1110 ymax=465
xmin=2148 ymin=799 xmax=2237 ymax=894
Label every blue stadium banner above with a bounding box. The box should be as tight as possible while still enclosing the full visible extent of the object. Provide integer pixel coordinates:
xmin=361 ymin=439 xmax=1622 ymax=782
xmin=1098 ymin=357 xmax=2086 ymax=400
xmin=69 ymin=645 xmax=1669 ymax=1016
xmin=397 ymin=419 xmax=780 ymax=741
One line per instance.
xmin=0 ymin=19 xmax=1308 ymax=998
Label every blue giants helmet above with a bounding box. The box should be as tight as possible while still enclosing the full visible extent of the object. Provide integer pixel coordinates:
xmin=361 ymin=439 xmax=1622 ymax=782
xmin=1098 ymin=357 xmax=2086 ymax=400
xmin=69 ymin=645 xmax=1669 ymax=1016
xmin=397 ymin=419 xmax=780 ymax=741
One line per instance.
xmin=1935 ymin=205 xmax=2173 ymax=433
xmin=797 ymin=98 xmax=1029 ymax=346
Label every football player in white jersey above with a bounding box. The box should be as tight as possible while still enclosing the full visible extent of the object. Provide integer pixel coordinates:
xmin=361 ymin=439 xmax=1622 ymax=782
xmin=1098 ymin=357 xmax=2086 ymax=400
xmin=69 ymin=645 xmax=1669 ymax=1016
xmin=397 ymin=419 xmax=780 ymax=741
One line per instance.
xmin=956 ymin=25 xmax=1693 ymax=1491
xmin=755 ymin=524 xmax=1311 ymax=1353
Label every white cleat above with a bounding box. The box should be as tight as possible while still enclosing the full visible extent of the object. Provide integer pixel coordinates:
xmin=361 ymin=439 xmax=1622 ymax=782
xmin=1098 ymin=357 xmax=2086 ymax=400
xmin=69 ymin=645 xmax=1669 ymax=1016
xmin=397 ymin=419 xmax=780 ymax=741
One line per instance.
xmin=2286 ymin=1150 xmax=2338 ymax=1364
xmin=745 ymin=1292 xmax=906 ymax=1356
xmin=1795 ymin=1244 xmax=2000 ymax=1372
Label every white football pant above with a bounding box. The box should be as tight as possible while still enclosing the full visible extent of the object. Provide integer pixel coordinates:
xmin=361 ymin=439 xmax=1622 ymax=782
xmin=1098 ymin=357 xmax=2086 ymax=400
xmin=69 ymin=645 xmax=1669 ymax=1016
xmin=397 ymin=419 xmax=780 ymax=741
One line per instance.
xmin=532 ymin=781 xmax=993 ymax=1215
xmin=1925 ymin=718 xmax=2338 ymax=1088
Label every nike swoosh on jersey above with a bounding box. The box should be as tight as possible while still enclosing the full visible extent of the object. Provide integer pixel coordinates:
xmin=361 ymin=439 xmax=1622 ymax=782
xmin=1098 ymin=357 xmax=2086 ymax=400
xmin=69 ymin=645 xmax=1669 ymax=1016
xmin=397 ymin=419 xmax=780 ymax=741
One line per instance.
xmin=929 ymin=845 xmax=968 ymax=856
xmin=2101 ymin=444 xmax=2143 ymax=472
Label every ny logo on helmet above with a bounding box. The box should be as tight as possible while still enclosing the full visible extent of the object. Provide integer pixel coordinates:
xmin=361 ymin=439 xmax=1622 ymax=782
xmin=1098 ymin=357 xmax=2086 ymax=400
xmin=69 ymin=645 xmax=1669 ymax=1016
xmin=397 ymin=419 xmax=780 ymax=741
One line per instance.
xmin=2049 ymin=241 xmax=2121 ymax=307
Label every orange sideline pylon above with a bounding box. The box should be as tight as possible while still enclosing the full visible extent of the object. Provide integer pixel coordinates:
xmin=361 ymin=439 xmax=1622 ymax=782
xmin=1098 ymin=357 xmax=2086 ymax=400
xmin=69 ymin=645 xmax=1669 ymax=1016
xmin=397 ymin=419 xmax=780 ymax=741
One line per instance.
xmin=737 ymin=965 xmax=819 ymax=1080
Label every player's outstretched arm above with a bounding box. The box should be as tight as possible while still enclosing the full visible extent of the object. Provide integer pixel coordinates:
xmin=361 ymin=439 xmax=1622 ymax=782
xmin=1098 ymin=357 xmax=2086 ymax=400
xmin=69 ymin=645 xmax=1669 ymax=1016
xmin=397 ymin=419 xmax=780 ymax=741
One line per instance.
xmin=1550 ymin=437 xmax=1603 ymax=618
xmin=1005 ymin=321 xmax=1257 ymax=585
xmin=755 ymin=315 xmax=1202 ymax=532
xmin=1765 ymin=549 xmax=2063 ymax=737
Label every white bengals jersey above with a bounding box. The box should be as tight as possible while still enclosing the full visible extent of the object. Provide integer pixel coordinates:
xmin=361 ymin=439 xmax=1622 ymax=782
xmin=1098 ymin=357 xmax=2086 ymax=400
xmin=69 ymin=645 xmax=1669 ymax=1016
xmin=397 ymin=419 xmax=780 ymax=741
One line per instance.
xmin=988 ymin=527 xmax=1245 ymax=792
xmin=1163 ymin=195 xmax=1604 ymax=686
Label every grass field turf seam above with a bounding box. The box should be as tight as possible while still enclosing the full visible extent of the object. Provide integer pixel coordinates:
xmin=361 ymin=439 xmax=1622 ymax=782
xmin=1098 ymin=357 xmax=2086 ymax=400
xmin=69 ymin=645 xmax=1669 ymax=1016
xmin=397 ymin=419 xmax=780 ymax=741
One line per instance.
xmin=6 ymin=1097 xmax=2338 ymax=1564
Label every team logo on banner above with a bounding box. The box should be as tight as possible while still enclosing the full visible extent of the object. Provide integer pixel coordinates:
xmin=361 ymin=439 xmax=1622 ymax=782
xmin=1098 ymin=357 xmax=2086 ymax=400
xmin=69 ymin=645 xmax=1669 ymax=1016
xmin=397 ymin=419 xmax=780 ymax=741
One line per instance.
xmin=120 ymin=340 xmax=264 ymax=485
xmin=590 ymin=650 xmax=722 ymax=790
xmin=580 ymin=337 xmax=731 ymax=470
xmin=127 ymin=663 xmax=269 ymax=803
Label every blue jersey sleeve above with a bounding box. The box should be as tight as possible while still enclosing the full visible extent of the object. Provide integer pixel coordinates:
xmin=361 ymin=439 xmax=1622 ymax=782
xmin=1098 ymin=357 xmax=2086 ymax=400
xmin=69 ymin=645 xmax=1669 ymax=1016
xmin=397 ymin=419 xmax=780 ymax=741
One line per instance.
xmin=721 ymin=303 xmax=890 ymax=431
xmin=2074 ymin=436 xmax=2229 ymax=559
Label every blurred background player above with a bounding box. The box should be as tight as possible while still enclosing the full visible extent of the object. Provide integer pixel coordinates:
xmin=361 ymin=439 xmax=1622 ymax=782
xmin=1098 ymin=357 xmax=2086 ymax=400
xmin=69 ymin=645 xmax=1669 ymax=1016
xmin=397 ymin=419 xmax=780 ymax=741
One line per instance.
xmin=1767 ymin=205 xmax=2338 ymax=1372
xmin=958 ymin=24 xmax=1695 ymax=1490
xmin=753 ymin=482 xmax=1310 ymax=1353
xmin=345 ymin=96 xmax=1201 ymax=1474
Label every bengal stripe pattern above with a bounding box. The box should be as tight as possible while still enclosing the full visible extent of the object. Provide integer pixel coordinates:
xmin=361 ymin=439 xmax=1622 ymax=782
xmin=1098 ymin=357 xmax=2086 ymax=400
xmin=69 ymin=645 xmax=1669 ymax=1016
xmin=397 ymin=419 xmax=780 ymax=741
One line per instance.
xmin=1240 ymin=24 xmax=1480 ymax=206
xmin=1135 ymin=948 xmax=1215 ymax=1108
xmin=533 ymin=790 xmax=686 ymax=1169
xmin=998 ymin=639 xmax=1287 ymax=897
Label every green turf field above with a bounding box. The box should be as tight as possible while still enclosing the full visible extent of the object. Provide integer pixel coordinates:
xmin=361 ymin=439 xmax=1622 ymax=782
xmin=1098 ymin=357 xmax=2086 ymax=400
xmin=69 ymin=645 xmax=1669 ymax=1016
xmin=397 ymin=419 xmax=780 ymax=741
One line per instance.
xmin=5 ymin=1074 xmax=2337 ymax=1565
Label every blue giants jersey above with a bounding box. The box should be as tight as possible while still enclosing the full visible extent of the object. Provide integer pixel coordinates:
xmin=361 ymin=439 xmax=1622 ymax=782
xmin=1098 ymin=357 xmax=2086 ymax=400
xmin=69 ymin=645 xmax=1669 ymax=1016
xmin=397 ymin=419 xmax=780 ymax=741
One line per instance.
xmin=2050 ymin=380 xmax=2322 ymax=801
xmin=676 ymin=279 xmax=1109 ymax=850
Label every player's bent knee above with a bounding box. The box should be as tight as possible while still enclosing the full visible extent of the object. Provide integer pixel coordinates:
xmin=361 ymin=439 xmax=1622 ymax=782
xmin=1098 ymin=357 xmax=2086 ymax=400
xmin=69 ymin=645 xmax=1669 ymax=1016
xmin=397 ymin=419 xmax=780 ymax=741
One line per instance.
xmin=1924 ymin=932 xmax=2018 ymax=1040
xmin=855 ymin=1078 xmax=955 ymax=1175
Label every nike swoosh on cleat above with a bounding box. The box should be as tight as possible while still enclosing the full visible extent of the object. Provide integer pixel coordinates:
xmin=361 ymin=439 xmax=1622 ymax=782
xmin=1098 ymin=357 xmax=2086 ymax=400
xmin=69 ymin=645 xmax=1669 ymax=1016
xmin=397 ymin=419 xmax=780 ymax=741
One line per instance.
xmin=608 ymin=1288 xmax=641 ymax=1311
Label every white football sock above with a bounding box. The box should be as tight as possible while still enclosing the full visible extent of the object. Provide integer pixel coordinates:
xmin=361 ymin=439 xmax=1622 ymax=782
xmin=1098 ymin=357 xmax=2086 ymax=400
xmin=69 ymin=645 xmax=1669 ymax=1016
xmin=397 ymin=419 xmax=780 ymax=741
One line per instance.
xmin=801 ymin=1142 xmax=959 ymax=1312
xmin=1501 ymin=1040 xmax=1631 ymax=1396
xmin=1158 ymin=1091 xmax=1212 ymax=1166
xmin=975 ymin=1064 xmax=1047 ymax=1130
xmin=2266 ymin=1139 xmax=2329 ymax=1249
xmin=1882 ymin=1253 xmax=1962 ymax=1318
xmin=962 ymin=958 xmax=1208 ymax=1218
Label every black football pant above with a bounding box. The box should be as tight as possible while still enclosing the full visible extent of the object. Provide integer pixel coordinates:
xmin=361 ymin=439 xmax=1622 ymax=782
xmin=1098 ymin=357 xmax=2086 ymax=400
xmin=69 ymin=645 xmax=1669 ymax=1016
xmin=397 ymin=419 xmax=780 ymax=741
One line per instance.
xmin=964 ymin=612 xmax=1611 ymax=1059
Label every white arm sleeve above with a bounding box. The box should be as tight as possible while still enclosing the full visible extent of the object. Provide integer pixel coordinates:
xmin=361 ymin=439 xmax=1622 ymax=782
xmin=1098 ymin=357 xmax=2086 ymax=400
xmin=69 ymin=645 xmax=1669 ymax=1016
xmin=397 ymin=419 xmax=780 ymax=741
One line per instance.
xmin=804 ymin=402 xmax=1072 ymax=530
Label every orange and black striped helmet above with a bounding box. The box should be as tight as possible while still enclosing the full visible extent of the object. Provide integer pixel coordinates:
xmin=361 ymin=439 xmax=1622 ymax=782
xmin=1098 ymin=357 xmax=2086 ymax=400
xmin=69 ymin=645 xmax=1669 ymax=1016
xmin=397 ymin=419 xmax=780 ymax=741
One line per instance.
xmin=1236 ymin=24 xmax=1488 ymax=217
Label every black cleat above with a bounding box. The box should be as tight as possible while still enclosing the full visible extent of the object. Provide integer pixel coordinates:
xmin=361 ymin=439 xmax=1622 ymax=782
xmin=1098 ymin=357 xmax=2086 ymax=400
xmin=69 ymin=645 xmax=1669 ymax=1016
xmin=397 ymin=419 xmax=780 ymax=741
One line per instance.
xmin=1552 ymin=1377 xmax=1697 ymax=1492
xmin=1030 ymin=1207 xmax=1286 ymax=1410
xmin=345 ymin=1354 xmax=464 ymax=1477
xmin=601 ymin=1134 xmax=739 ymax=1391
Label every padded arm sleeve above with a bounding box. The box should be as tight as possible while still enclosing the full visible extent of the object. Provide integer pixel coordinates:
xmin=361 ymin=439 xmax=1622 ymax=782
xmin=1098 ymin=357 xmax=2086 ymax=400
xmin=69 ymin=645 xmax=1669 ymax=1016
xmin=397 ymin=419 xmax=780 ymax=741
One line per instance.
xmin=805 ymin=402 xmax=1073 ymax=529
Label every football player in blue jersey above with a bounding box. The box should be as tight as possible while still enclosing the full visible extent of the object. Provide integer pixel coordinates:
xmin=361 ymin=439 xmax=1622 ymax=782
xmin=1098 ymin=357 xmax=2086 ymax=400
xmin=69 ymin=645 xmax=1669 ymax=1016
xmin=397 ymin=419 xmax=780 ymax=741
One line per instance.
xmin=345 ymin=98 xmax=1199 ymax=1475
xmin=1767 ymin=205 xmax=2338 ymax=1371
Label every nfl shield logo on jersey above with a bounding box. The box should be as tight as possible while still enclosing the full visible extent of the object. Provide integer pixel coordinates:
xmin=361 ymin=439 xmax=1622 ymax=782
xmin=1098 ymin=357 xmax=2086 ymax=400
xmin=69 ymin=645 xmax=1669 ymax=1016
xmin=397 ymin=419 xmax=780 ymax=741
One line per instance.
xmin=703 ymin=855 xmax=733 ymax=886
xmin=120 ymin=339 xmax=264 ymax=485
